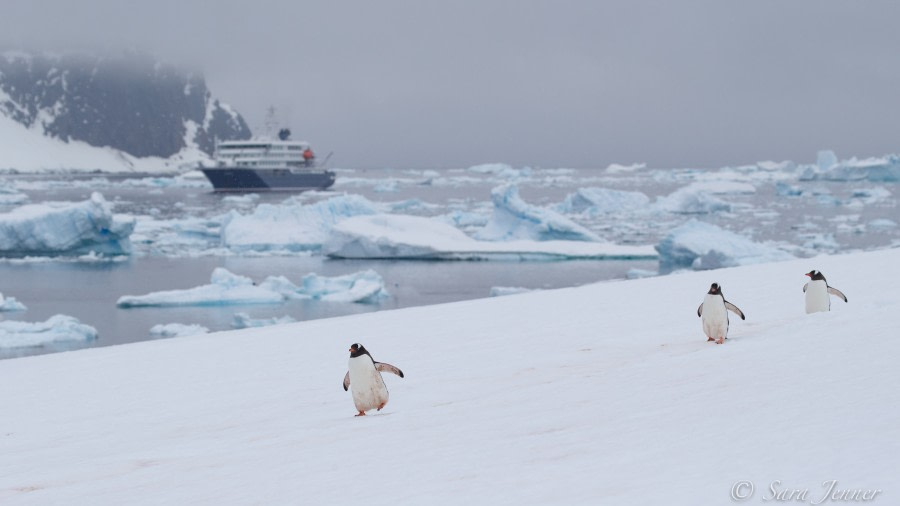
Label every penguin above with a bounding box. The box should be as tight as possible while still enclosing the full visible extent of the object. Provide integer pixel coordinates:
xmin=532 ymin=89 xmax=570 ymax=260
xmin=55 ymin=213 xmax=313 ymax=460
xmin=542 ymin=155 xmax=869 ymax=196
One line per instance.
xmin=803 ymin=270 xmax=848 ymax=314
xmin=342 ymin=343 xmax=404 ymax=417
xmin=697 ymin=282 xmax=745 ymax=344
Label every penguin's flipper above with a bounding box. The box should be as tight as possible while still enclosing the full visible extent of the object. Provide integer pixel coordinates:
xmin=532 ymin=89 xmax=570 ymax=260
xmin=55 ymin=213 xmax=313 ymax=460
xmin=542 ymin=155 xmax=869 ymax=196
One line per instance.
xmin=697 ymin=303 xmax=703 ymax=317
xmin=375 ymin=362 xmax=404 ymax=378
xmin=724 ymin=301 xmax=746 ymax=320
xmin=342 ymin=371 xmax=350 ymax=391
xmin=828 ymin=286 xmax=848 ymax=302
xmin=803 ymin=282 xmax=808 ymax=293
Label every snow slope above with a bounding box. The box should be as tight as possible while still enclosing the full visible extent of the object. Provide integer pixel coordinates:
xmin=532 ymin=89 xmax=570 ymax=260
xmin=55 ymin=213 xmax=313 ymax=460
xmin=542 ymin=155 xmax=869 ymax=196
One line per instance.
xmin=1 ymin=248 xmax=897 ymax=505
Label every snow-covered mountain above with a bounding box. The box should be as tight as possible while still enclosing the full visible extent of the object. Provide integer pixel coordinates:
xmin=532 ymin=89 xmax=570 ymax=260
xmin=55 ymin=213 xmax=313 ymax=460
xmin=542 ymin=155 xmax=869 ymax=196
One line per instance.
xmin=0 ymin=50 xmax=251 ymax=173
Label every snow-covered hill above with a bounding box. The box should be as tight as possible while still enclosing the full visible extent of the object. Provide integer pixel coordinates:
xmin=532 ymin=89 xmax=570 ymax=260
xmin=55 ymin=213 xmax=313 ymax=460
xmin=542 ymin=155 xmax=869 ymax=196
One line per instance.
xmin=0 ymin=51 xmax=250 ymax=173
xmin=1 ymin=248 xmax=897 ymax=505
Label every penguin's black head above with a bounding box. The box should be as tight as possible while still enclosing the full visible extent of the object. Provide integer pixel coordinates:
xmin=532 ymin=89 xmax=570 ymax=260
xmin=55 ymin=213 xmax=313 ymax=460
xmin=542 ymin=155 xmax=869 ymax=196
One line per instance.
xmin=806 ymin=270 xmax=825 ymax=281
xmin=708 ymin=283 xmax=722 ymax=295
xmin=349 ymin=343 xmax=370 ymax=358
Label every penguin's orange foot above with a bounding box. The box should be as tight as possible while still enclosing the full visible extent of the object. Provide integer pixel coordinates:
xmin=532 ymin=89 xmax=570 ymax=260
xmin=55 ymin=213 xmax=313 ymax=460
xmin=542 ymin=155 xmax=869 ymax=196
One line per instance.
xmin=377 ymin=402 xmax=386 ymax=411
xmin=707 ymin=337 xmax=715 ymax=342
xmin=716 ymin=338 xmax=724 ymax=344
xmin=355 ymin=411 xmax=366 ymax=417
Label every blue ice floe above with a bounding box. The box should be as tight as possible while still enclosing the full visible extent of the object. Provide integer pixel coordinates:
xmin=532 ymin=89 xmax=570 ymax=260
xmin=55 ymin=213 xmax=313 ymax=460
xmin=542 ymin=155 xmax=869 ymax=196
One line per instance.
xmin=220 ymin=194 xmax=377 ymax=253
xmin=554 ymin=187 xmax=650 ymax=215
xmin=655 ymin=220 xmax=794 ymax=273
xmin=232 ymin=312 xmax=297 ymax=329
xmin=149 ymin=323 xmax=210 ymax=337
xmin=0 ymin=292 xmax=26 ymax=311
xmin=324 ymin=213 xmax=657 ymax=260
xmin=476 ymin=185 xmax=600 ymax=242
xmin=799 ymin=150 xmax=900 ymax=182
xmin=0 ymin=192 xmax=134 ymax=256
xmin=117 ymin=267 xmax=389 ymax=308
xmin=0 ymin=315 xmax=98 ymax=349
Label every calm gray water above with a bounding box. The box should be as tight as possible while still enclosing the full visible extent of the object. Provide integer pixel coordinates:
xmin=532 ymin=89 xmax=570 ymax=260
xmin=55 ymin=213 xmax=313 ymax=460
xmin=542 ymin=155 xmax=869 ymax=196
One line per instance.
xmin=1 ymin=167 xmax=897 ymax=359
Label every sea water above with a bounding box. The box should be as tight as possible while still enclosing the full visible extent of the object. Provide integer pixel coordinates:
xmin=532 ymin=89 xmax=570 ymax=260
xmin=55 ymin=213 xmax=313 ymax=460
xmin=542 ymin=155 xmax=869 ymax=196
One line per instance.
xmin=0 ymin=166 xmax=896 ymax=359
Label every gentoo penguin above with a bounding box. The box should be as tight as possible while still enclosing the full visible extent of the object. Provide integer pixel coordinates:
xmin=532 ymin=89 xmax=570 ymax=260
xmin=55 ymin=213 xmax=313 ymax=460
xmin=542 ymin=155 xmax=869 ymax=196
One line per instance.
xmin=803 ymin=270 xmax=848 ymax=314
xmin=697 ymin=282 xmax=745 ymax=344
xmin=342 ymin=343 xmax=404 ymax=417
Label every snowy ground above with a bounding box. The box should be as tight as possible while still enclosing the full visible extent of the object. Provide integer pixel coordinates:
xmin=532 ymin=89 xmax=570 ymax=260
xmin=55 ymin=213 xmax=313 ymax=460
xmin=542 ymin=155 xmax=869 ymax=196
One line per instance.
xmin=1 ymin=247 xmax=897 ymax=505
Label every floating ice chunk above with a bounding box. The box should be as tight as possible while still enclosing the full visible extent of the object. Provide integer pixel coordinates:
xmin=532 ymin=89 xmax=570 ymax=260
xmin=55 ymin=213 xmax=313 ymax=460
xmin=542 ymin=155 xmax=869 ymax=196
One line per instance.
xmin=220 ymin=194 xmax=377 ymax=253
xmin=149 ymin=323 xmax=210 ymax=337
xmin=258 ymin=270 xmax=389 ymax=303
xmin=300 ymin=270 xmax=389 ymax=303
xmin=0 ymin=186 xmax=28 ymax=205
xmin=0 ymin=292 xmax=26 ymax=311
xmin=605 ymin=162 xmax=646 ymax=173
xmin=800 ymin=151 xmax=900 ymax=182
xmin=775 ymin=182 xmax=804 ymax=197
xmin=489 ymin=286 xmax=533 ymax=297
xmin=868 ymin=219 xmax=898 ymax=230
xmin=850 ymin=187 xmax=891 ymax=205
xmin=655 ymin=220 xmax=794 ymax=273
xmin=232 ymin=312 xmax=297 ymax=329
xmin=626 ymin=268 xmax=658 ymax=279
xmin=222 ymin=194 xmax=260 ymax=206
xmin=0 ymin=192 xmax=134 ymax=256
xmin=325 ymin=214 xmax=657 ymax=260
xmin=117 ymin=268 xmax=285 ymax=307
xmin=0 ymin=314 xmax=97 ymax=349
xmin=373 ymin=180 xmax=400 ymax=192
xmin=654 ymin=186 xmax=732 ymax=214
xmin=756 ymin=160 xmax=796 ymax=172
xmin=476 ymin=185 xmax=600 ymax=242
xmin=555 ymin=187 xmax=650 ymax=215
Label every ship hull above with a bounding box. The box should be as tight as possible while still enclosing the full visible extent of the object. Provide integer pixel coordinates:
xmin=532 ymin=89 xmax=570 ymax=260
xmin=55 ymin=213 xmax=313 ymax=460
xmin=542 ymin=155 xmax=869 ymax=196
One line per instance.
xmin=201 ymin=167 xmax=336 ymax=192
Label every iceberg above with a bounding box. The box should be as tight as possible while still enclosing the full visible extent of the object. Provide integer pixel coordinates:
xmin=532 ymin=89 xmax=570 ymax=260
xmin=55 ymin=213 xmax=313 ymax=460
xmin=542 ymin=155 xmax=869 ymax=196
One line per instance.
xmin=0 ymin=292 xmax=27 ymax=311
xmin=655 ymin=220 xmax=794 ymax=273
xmin=258 ymin=270 xmax=389 ymax=303
xmin=0 ymin=314 xmax=97 ymax=349
xmin=325 ymin=214 xmax=658 ymax=260
xmin=0 ymin=192 xmax=134 ymax=256
xmin=799 ymin=150 xmax=900 ymax=182
xmin=220 ymin=194 xmax=378 ymax=253
xmin=232 ymin=313 xmax=297 ymax=329
xmin=554 ymin=187 xmax=650 ymax=215
xmin=117 ymin=267 xmax=391 ymax=308
xmin=476 ymin=185 xmax=601 ymax=242
xmin=149 ymin=323 xmax=210 ymax=337
xmin=117 ymin=268 xmax=285 ymax=308
xmin=654 ymin=186 xmax=732 ymax=214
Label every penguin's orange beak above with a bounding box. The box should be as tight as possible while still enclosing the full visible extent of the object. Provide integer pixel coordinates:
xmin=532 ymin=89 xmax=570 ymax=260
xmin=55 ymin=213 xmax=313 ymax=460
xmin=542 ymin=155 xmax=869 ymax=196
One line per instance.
xmin=805 ymin=273 xmax=811 ymax=277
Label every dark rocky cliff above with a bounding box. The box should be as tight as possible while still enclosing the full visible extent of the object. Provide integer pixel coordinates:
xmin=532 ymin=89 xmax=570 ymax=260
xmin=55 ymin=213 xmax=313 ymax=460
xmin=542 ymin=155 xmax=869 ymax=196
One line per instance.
xmin=0 ymin=51 xmax=251 ymax=158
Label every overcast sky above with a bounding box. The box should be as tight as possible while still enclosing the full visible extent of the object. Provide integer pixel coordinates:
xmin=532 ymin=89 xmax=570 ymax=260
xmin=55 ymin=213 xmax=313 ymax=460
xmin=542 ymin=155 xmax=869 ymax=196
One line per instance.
xmin=3 ymin=1 xmax=899 ymax=169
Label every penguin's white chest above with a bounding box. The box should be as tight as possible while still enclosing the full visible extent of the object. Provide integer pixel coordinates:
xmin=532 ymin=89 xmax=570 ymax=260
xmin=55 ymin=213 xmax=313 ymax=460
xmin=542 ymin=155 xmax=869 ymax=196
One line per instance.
xmin=348 ymin=355 xmax=389 ymax=412
xmin=805 ymin=279 xmax=830 ymax=313
xmin=701 ymin=294 xmax=729 ymax=339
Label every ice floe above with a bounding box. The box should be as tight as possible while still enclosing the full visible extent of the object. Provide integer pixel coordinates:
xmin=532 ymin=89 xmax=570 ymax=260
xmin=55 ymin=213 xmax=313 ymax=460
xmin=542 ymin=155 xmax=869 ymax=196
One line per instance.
xmin=0 ymin=314 xmax=97 ymax=349
xmin=0 ymin=192 xmax=134 ymax=256
xmin=325 ymin=214 xmax=657 ymax=260
xmin=655 ymin=219 xmax=794 ymax=273
xmin=0 ymin=292 xmax=26 ymax=311
xmin=220 ymin=194 xmax=377 ymax=253
xmin=554 ymin=187 xmax=650 ymax=215
xmin=476 ymin=185 xmax=601 ymax=242
xmin=149 ymin=323 xmax=210 ymax=338
xmin=232 ymin=313 xmax=297 ymax=329
xmin=117 ymin=267 xmax=390 ymax=308
xmin=117 ymin=268 xmax=285 ymax=308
